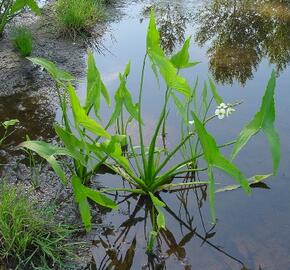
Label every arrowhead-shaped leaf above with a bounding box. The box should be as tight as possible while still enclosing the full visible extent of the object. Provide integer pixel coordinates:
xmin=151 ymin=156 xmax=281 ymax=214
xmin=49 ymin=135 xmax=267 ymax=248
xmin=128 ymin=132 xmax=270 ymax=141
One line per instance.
xmin=27 ymin=57 xmax=74 ymax=82
xmin=170 ymin=37 xmax=200 ymax=69
xmin=68 ymin=84 xmax=110 ymax=138
xmin=192 ymin=113 xmax=251 ymax=222
xmin=72 ymin=176 xmax=117 ymax=231
xmin=19 ymin=140 xmax=73 ymax=184
xmin=231 ymin=71 xmax=280 ymax=174
xmin=146 ymin=10 xmax=191 ymax=98
xmin=85 ymin=51 xmax=110 ymax=116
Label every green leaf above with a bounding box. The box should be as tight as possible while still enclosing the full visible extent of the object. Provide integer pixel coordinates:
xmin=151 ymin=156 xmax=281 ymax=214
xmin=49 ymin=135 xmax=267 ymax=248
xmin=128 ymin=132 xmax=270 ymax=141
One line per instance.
xmin=124 ymin=61 xmax=131 ymax=77
xmin=149 ymin=51 xmax=191 ymax=97
xmin=193 ymin=113 xmax=251 ymax=193
xmin=231 ymin=71 xmax=280 ymax=174
xmin=216 ymin=174 xmax=272 ymax=193
xmin=208 ymin=78 xmax=223 ymax=105
xmin=149 ymin=192 xmax=166 ymax=229
xmin=208 ymin=167 xmax=216 ymax=222
xmin=123 ymin=89 xmax=139 ymax=122
xmin=172 ymin=93 xmax=187 ymax=123
xmin=146 ymin=10 xmax=191 ymax=97
xmin=157 ymin=211 xmax=166 ymax=229
xmin=202 ymin=82 xmax=208 ymax=112
xmin=71 ymin=176 xmax=92 ymax=231
xmin=85 ymin=51 xmax=110 ymax=116
xmin=109 ymin=66 xmax=140 ymax=125
xmin=68 ymin=84 xmax=111 ymax=138
xmin=54 ymin=124 xmax=87 ymax=165
xmin=27 ymin=57 xmax=74 ymax=82
xmin=72 ymin=176 xmax=117 ymax=231
xmin=26 ymin=0 xmax=41 ymax=15
xmin=2 ymin=119 xmax=19 ymax=129
xmin=10 ymin=0 xmax=41 ymax=15
xmin=146 ymin=9 xmax=164 ymax=57
xmin=149 ymin=192 xmax=166 ymax=207
xmin=83 ymin=186 xmax=117 ymax=209
xmin=192 ymin=113 xmax=251 ymax=222
xmin=19 ymin=141 xmax=71 ymax=184
xmin=170 ymin=37 xmax=200 ymax=69
xmin=98 ymin=138 xmax=131 ymax=172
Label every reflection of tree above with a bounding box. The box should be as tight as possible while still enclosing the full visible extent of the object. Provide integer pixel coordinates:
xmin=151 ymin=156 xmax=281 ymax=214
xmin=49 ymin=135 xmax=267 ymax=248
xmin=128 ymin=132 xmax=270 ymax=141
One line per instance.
xmin=142 ymin=2 xmax=188 ymax=55
xmin=195 ymin=0 xmax=290 ymax=84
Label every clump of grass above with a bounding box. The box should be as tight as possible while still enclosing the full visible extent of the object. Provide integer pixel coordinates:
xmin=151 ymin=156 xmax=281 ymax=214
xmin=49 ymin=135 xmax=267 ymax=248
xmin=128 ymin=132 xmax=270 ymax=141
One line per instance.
xmin=10 ymin=26 xmax=33 ymax=57
xmin=55 ymin=0 xmax=106 ymax=37
xmin=0 ymin=182 xmax=76 ymax=269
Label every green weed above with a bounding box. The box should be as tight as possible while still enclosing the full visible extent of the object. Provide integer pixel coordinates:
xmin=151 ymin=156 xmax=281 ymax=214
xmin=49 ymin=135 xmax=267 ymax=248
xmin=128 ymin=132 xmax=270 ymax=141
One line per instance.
xmin=10 ymin=26 xmax=33 ymax=57
xmin=0 ymin=182 xmax=77 ymax=269
xmin=55 ymin=0 xmax=106 ymax=37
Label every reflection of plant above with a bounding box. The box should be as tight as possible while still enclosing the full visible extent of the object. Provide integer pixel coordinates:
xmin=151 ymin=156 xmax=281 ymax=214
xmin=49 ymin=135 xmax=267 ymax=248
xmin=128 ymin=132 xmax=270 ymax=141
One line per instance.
xmin=0 ymin=0 xmax=40 ymax=38
xmin=20 ymin=11 xmax=280 ymax=252
xmin=92 ymin=185 xmax=247 ymax=269
xmin=195 ymin=0 xmax=290 ymax=84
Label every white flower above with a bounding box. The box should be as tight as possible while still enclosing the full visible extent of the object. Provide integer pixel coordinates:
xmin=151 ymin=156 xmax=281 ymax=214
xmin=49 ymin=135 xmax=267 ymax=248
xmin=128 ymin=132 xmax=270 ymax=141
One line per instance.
xmin=215 ymin=108 xmax=226 ymax=119
xmin=215 ymin=102 xmax=236 ymax=119
xmin=217 ymin=103 xmax=227 ymax=109
xmin=188 ymin=120 xmax=195 ymax=125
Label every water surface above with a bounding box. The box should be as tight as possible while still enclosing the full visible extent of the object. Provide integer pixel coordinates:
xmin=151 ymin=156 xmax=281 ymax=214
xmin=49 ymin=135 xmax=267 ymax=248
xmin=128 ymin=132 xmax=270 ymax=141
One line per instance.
xmin=84 ymin=1 xmax=290 ymax=269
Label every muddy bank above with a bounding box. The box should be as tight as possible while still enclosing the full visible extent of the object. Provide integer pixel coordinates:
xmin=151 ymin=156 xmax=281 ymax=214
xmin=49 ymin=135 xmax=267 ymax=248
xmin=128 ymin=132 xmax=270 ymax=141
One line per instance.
xmin=0 ymin=1 xmax=123 ymax=269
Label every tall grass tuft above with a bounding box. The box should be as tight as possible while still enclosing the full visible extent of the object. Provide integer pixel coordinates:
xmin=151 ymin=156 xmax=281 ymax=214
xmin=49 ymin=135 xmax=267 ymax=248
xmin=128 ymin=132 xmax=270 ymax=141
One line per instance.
xmin=10 ymin=26 xmax=33 ymax=57
xmin=56 ymin=0 xmax=106 ymax=37
xmin=0 ymin=182 xmax=77 ymax=269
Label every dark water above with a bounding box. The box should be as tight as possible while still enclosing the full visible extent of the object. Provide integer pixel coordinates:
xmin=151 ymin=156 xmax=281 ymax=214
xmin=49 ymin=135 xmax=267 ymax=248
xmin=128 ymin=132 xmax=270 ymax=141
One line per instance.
xmin=1 ymin=0 xmax=290 ymax=269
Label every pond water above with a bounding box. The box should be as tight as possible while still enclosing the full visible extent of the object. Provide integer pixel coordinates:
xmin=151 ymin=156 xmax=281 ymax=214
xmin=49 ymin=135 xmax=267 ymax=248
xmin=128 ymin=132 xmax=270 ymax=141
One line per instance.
xmin=1 ymin=0 xmax=290 ymax=269
xmin=82 ymin=1 xmax=290 ymax=269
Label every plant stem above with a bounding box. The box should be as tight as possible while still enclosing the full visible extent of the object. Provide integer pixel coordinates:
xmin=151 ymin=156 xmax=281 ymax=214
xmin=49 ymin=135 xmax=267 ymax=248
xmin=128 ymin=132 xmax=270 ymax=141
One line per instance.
xmin=138 ymin=54 xmax=148 ymax=179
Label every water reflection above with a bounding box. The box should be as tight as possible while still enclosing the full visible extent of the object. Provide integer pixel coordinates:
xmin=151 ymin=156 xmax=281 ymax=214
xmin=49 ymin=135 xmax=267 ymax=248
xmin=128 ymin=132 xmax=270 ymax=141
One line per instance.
xmin=141 ymin=1 xmax=189 ymax=54
xmin=194 ymin=0 xmax=290 ymax=84
xmin=90 ymin=177 xmax=250 ymax=270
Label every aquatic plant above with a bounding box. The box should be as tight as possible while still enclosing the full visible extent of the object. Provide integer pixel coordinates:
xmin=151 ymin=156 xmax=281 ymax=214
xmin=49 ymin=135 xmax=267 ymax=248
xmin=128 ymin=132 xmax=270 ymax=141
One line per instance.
xmin=0 ymin=182 xmax=77 ymax=269
xmin=0 ymin=0 xmax=40 ymax=38
xmin=10 ymin=26 xmax=33 ymax=56
xmin=21 ymin=10 xmax=280 ymax=248
xmin=0 ymin=119 xmax=19 ymax=146
xmin=55 ymin=0 xmax=106 ymax=38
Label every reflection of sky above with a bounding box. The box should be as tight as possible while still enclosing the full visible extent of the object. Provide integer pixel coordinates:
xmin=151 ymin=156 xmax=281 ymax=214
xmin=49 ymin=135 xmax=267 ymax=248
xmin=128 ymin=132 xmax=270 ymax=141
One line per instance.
xmin=79 ymin=1 xmax=290 ymax=269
